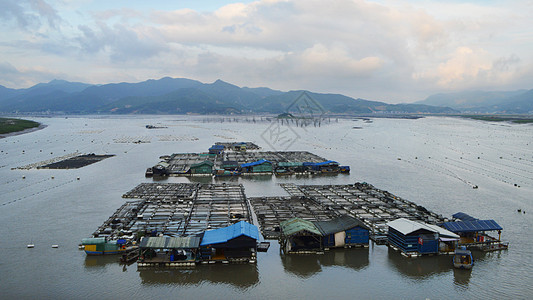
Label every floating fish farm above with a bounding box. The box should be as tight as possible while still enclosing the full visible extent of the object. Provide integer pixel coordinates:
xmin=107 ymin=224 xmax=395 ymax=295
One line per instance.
xmin=147 ymin=141 xmax=349 ymax=177
xmin=92 ymin=183 xmax=250 ymax=239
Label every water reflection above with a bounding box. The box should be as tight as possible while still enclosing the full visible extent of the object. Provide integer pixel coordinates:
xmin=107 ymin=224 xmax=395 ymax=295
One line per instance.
xmin=281 ymin=254 xmax=321 ymax=278
xmin=387 ymin=248 xmax=451 ymax=279
xmin=240 ymin=175 xmax=273 ymax=182
xmin=138 ymin=264 xmax=259 ymax=289
xmin=186 ymin=176 xmax=214 ymax=184
xmin=84 ymin=255 xmax=119 ymax=269
xmin=282 ymin=248 xmax=369 ymax=278
xmin=453 ymin=268 xmax=472 ymax=288
xmin=213 ymin=176 xmax=240 ymax=183
xmin=318 ymin=248 xmax=369 ymax=271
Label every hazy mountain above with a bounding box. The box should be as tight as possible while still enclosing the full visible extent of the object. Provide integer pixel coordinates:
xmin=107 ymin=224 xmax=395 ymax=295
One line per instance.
xmin=418 ymin=89 xmax=533 ymax=113
xmin=99 ymin=88 xmax=242 ymax=114
xmin=27 ymin=79 xmax=92 ymax=95
xmin=0 ymin=85 xmax=22 ymax=103
xmin=0 ymin=77 xmax=458 ymax=114
xmin=241 ymin=86 xmax=284 ymax=98
xmin=79 ymin=77 xmax=202 ymax=103
xmin=492 ymin=89 xmax=533 ymax=113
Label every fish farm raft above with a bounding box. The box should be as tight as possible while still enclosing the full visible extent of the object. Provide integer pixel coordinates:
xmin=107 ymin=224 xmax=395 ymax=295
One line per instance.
xmin=146 ymin=141 xmax=350 ymax=177
xmin=83 ymin=181 xmax=508 ymax=266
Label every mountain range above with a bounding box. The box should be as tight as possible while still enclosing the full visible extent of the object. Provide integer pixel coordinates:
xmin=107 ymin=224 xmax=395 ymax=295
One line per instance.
xmin=3 ymin=77 xmax=527 ymax=115
xmin=417 ymin=89 xmax=533 ymax=114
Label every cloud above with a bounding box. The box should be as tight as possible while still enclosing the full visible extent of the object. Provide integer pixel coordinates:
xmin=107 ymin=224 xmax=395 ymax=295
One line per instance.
xmin=76 ymin=22 xmax=166 ymax=62
xmin=413 ymin=47 xmax=529 ymax=92
xmin=437 ymin=47 xmax=492 ymax=87
xmin=1 ymin=0 xmax=532 ymax=101
xmin=0 ymin=61 xmax=65 ymax=88
xmin=0 ymin=0 xmax=61 ymax=29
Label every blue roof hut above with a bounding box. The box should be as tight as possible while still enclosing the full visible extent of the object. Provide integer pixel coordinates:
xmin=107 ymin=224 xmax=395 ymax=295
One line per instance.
xmin=440 ymin=212 xmax=507 ymax=251
xmin=240 ymin=159 xmax=272 ymax=173
xmin=200 ymin=221 xmax=259 ymax=263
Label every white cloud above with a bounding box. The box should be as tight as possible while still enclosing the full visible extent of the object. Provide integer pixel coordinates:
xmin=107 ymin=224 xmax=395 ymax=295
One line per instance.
xmin=0 ymin=0 xmax=532 ymax=102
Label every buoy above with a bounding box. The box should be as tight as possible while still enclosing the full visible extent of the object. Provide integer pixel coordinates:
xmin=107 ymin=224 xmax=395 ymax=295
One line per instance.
xmin=77 ymin=177 xmax=80 ymax=180
xmin=51 ymin=176 xmax=54 ymax=179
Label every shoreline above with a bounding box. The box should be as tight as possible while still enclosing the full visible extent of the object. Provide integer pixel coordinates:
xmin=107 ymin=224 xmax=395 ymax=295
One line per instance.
xmin=0 ymin=124 xmax=47 ymax=139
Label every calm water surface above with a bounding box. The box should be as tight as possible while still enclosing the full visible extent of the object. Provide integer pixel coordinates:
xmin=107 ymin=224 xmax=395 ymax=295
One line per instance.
xmin=1 ymin=115 xmax=532 ymax=299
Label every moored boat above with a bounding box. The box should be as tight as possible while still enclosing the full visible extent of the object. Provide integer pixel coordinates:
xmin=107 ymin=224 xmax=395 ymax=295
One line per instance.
xmin=81 ymin=237 xmax=129 ymax=255
xmin=453 ymin=247 xmax=474 ymax=269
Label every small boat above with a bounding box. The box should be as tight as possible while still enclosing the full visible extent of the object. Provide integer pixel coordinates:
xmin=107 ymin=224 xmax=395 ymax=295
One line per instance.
xmin=453 ymin=247 xmax=474 ymax=269
xmin=27 ymin=244 xmax=35 ymax=248
xmin=257 ymin=242 xmax=271 ymax=252
xmin=145 ymin=167 xmax=153 ymax=177
xmin=81 ymin=237 xmax=129 ymax=255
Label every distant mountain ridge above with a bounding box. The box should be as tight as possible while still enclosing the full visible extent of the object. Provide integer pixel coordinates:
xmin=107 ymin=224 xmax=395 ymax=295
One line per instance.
xmin=417 ymin=89 xmax=533 ymax=113
xmin=0 ymin=77 xmax=458 ymax=114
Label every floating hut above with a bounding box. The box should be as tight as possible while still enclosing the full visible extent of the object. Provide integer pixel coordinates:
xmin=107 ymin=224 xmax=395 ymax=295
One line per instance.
xmin=209 ymin=145 xmax=225 ymax=155
xmin=138 ymin=236 xmax=200 ymax=267
xmin=441 ymin=212 xmax=507 ymax=251
xmin=280 ymin=218 xmax=323 ymax=254
xmin=425 ymin=223 xmax=460 ymax=253
xmin=387 ymin=218 xmax=440 ymax=256
xmin=221 ymin=160 xmax=240 ymax=171
xmin=200 ymin=221 xmax=259 ymax=263
xmin=241 ymin=159 xmax=273 ymax=173
xmin=275 ymin=162 xmax=304 ymax=174
xmin=189 ymin=160 xmax=214 ymax=175
xmin=314 ymin=215 xmax=370 ymax=249
xmin=232 ymin=142 xmax=247 ymax=151
xmin=310 ymin=160 xmax=340 ymax=173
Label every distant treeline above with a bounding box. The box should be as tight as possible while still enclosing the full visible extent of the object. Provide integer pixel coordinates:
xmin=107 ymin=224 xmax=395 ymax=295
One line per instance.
xmin=463 ymin=115 xmax=533 ymax=124
xmin=0 ymin=118 xmax=40 ymax=134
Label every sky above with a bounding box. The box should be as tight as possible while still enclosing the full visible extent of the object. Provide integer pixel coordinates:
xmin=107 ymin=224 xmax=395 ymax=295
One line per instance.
xmin=0 ymin=0 xmax=532 ymax=103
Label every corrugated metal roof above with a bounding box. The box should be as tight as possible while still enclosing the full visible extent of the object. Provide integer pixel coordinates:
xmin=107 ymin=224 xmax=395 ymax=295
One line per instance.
xmin=278 ymin=162 xmax=303 ymax=167
xmin=222 ymin=160 xmax=239 ymax=166
xmin=140 ymin=236 xmax=201 ymax=249
xmin=280 ymin=218 xmax=322 ymax=236
xmin=200 ymin=221 xmax=259 ymax=246
xmin=314 ymin=215 xmax=369 ymax=235
xmin=241 ymin=159 xmax=271 ymax=167
xmin=452 ymin=212 xmax=478 ymax=221
xmin=167 ymin=236 xmax=201 ymax=248
xmin=386 ymin=218 xmax=438 ymax=235
xmin=314 ymin=160 xmax=339 ymax=166
xmin=441 ymin=220 xmax=503 ymax=233
xmin=425 ymin=224 xmax=460 ymax=239
xmin=81 ymin=237 xmax=106 ymax=245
